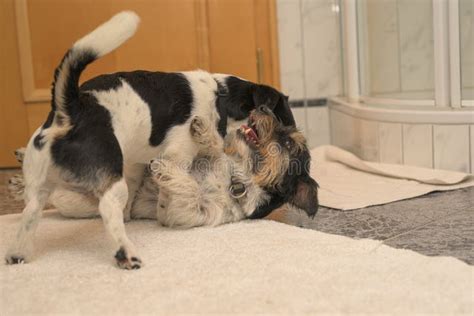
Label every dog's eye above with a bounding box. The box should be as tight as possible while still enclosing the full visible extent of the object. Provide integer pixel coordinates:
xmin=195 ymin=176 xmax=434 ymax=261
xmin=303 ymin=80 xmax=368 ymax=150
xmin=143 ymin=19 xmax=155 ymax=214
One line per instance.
xmin=285 ymin=140 xmax=292 ymax=149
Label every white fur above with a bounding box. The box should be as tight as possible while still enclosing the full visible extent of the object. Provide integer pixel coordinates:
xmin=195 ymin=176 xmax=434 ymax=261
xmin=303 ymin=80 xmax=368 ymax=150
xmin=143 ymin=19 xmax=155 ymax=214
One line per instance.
xmin=98 ymin=179 xmax=141 ymax=269
xmin=91 ymin=80 xmax=156 ymax=163
xmin=158 ymin=70 xmax=223 ymax=164
xmin=73 ymin=11 xmax=140 ymax=57
xmin=5 ymin=128 xmax=54 ymax=263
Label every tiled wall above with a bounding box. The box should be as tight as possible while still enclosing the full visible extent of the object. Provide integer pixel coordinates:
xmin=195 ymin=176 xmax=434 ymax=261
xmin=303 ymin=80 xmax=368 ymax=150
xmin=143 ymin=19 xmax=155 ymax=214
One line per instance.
xmin=276 ymin=0 xmax=342 ymax=148
xmin=329 ymin=109 xmax=474 ymax=173
xmin=460 ymin=0 xmax=474 ymax=96
xmin=359 ymin=0 xmax=435 ymax=97
xmin=360 ymin=0 xmax=474 ymax=98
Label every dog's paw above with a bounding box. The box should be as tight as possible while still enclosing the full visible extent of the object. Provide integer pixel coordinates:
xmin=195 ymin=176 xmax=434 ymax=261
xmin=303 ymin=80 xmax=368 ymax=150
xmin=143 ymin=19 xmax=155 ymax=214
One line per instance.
xmin=8 ymin=174 xmax=25 ymax=201
xmin=5 ymin=255 xmax=26 ymax=265
xmin=5 ymin=248 xmax=30 ymax=265
xmin=114 ymin=247 xmax=142 ymax=270
xmin=14 ymin=147 xmax=26 ymax=164
xmin=190 ymin=116 xmax=208 ymax=140
xmin=149 ymin=158 xmax=172 ymax=181
xmin=190 ymin=116 xmax=224 ymax=155
xmin=5 ymin=243 xmax=33 ymax=265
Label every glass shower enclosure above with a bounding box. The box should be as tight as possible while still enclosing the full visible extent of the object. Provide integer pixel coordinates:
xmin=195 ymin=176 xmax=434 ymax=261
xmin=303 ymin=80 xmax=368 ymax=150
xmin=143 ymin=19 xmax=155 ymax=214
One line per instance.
xmin=330 ymin=0 xmax=473 ymax=172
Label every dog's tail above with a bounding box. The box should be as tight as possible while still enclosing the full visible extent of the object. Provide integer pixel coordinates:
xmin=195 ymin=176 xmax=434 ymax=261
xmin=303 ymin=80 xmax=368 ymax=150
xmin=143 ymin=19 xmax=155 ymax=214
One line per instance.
xmin=52 ymin=11 xmax=140 ymax=121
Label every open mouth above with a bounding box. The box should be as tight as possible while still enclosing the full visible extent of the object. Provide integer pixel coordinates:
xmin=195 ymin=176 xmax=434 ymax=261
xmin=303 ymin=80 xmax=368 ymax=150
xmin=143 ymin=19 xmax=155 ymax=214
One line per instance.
xmin=239 ymin=117 xmax=259 ymax=145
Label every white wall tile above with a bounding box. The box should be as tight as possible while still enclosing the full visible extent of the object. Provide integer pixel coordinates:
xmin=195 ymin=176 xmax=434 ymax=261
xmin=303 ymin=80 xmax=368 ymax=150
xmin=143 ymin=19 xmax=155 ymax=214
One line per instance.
xmin=470 ymin=126 xmax=474 ymax=173
xmin=301 ymin=0 xmax=343 ymax=99
xmin=433 ymin=125 xmax=470 ymax=173
xmin=291 ymin=107 xmax=307 ymax=132
xmin=329 ymin=109 xmax=356 ymax=153
xmin=364 ymin=0 xmax=401 ymax=95
xmin=402 ymin=124 xmax=433 ymax=168
xmin=398 ymin=0 xmax=434 ymax=94
xmin=306 ymin=107 xmax=330 ymax=149
xmin=379 ymin=122 xmax=403 ymax=164
xmin=460 ymin=0 xmax=474 ymax=91
xmin=277 ymin=0 xmax=343 ymax=100
xmin=277 ymin=0 xmax=304 ymax=100
xmin=330 ymin=111 xmax=378 ymax=161
xmin=355 ymin=119 xmax=379 ymax=161
xmin=292 ymin=106 xmax=330 ymax=149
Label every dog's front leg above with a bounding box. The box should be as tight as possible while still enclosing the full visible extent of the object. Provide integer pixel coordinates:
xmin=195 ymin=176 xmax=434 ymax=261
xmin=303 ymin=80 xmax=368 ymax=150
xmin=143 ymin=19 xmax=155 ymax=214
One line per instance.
xmin=190 ymin=116 xmax=224 ymax=158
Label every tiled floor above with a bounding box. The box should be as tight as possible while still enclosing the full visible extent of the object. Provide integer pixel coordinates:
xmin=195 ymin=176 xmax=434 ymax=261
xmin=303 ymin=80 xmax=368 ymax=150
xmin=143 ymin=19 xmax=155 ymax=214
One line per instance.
xmin=1 ymin=168 xmax=473 ymax=264
xmin=275 ymin=188 xmax=474 ymax=264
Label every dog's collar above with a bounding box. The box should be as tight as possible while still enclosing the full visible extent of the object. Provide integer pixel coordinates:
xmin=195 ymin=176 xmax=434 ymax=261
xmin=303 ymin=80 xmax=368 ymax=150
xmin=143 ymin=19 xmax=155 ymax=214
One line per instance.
xmin=215 ymin=79 xmax=229 ymax=138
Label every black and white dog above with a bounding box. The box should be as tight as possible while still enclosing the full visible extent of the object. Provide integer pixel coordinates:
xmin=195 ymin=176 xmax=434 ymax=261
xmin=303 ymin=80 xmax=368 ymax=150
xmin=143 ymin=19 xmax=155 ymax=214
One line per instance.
xmin=5 ymin=11 xmax=311 ymax=269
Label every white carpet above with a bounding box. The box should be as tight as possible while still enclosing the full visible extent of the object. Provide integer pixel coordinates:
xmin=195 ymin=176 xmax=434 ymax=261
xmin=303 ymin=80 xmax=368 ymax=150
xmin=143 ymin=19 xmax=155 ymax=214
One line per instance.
xmin=311 ymin=146 xmax=474 ymax=210
xmin=1 ymin=211 xmax=472 ymax=315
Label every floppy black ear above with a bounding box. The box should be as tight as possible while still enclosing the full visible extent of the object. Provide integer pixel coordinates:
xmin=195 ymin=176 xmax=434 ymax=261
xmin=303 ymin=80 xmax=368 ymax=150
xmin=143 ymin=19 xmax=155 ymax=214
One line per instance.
xmin=252 ymin=85 xmax=280 ymax=110
xmin=252 ymin=85 xmax=296 ymax=127
xmin=273 ymin=94 xmax=296 ymax=126
xmin=289 ymin=176 xmax=319 ymax=218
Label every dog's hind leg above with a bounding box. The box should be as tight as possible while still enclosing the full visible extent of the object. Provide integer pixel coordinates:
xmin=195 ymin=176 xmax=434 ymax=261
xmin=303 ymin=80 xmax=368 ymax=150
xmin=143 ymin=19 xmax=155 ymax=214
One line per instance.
xmin=5 ymin=145 xmax=53 ymax=264
xmin=123 ymin=163 xmax=145 ymax=222
xmin=98 ymin=178 xmax=142 ymax=269
xmin=5 ymin=187 xmax=52 ymax=264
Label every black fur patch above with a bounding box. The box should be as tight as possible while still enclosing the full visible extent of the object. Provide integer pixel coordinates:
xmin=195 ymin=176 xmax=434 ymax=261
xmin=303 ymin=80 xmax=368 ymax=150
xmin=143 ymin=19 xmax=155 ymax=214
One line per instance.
xmin=81 ymin=71 xmax=194 ymax=147
xmin=115 ymin=247 xmax=127 ymax=261
xmin=50 ymin=93 xmax=123 ymax=187
xmin=33 ymin=110 xmax=55 ymax=150
xmin=52 ymin=49 xmax=97 ymax=117
xmin=33 ymin=134 xmax=45 ymax=150
xmin=215 ymin=80 xmax=229 ymax=137
xmin=221 ymin=76 xmax=296 ymax=127
xmin=247 ymin=194 xmax=285 ymax=219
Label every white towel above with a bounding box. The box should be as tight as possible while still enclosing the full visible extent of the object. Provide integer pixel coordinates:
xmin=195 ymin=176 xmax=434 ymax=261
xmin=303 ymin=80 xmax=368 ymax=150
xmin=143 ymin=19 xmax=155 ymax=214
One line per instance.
xmin=311 ymin=146 xmax=474 ymax=210
xmin=0 ymin=211 xmax=471 ymax=315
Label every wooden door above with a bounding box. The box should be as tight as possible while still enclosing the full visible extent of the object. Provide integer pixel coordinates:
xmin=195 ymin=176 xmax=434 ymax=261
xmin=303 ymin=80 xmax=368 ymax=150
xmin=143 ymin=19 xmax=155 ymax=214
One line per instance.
xmin=0 ymin=0 xmax=280 ymax=167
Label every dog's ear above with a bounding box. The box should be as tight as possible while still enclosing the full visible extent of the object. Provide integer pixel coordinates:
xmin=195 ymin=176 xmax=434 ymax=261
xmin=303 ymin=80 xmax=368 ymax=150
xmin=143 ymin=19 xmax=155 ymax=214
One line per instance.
xmin=289 ymin=176 xmax=319 ymax=218
xmin=252 ymin=85 xmax=280 ymax=110
xmin=273 ymin=94 xmax=296 ymax=126
xmin=252 ymin=85 xmax=296 ymax=127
